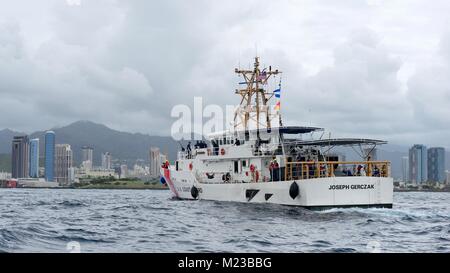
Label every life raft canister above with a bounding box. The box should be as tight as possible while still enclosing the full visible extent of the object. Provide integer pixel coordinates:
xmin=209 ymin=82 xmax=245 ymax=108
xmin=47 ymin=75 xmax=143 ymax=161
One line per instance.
xmin=220 ymin=148 xmax=226 ymax=156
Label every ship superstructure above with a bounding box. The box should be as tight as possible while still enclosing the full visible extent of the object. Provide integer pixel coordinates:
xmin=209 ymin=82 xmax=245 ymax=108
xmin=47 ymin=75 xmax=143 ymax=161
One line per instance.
xmin=161 ymin=57 xmax=393 ymax=209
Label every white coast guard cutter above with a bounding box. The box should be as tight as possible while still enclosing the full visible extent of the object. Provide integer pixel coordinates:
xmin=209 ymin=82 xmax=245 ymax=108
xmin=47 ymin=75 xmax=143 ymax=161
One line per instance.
xmin=161 ymin=57 xmax=393 ymax=209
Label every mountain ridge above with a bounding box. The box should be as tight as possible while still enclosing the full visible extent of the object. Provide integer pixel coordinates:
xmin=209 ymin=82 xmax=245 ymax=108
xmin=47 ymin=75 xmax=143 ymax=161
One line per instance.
xmin=0 ymin=120 xmax=178 ymax=167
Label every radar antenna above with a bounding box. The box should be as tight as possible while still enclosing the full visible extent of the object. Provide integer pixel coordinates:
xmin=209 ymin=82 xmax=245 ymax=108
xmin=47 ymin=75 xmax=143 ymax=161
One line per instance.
xmin=233 ymin=57 xmax=282 ymax=133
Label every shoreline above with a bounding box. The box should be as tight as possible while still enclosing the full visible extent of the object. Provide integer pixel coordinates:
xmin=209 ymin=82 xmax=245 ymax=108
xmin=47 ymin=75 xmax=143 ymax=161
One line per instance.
xmin=74 ymin=186 xmax=169 ymax=190
xmin=394 ymin=189 xmax=450 ymax=193
xmin=5 ymin=186 xmax=169 ymax=190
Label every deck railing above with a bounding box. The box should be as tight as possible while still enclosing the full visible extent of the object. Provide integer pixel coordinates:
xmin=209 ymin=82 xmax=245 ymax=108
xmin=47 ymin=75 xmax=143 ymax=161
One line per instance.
xmin=284 ymin=161 xmax=390 ymax=181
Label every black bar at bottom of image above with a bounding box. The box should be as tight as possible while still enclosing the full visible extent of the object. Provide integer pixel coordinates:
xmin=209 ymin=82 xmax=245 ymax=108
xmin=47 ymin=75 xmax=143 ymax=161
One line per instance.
xmin=0 ymin=253 xmax=445 ymax=272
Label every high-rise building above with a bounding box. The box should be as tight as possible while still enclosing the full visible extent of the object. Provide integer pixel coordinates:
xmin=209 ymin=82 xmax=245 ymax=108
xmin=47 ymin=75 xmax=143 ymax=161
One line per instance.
xmin=29 ymin=138 xmax=39 ymax=178
xmin=55 ymin=144 xmax=73 ymax=185
xmin=409 ymin=144 xmax=427 ymax=184
xmin=45 ymin=131 xmax=56 ymax=182
xmin=160 ymin=154 xmax=167 ymax=166
xmin=0 ymin=172 xmax=12 ymax=180
xmin=120 ymin=164 xmax=128 ymax=179
xmin=101 ymin=152 xmax=112 ymax=170
xmin=401 ymin=156 xmax=408 ymax=182
xmin=11 ymin=135 xmax=29 ymax=179
xmin=149 ymin=147 xmax=160 ymax=177
xmin=82 ymin=146 xmax=94 ymax=170
xmin=427 ymin=147 xmax=446 ymax=183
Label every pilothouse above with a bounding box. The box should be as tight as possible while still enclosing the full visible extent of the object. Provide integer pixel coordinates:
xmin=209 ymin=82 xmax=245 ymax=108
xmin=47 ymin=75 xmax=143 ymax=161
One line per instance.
xmin=161 ymin=57 xmax=393 ymax=209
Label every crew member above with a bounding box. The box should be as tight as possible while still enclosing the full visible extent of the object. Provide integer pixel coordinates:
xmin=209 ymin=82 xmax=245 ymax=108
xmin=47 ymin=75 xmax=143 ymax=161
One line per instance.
xmin=269 ymin=159 xmax=274 ymax=181
xmin=187 ymin=142 xmax=192 ymax=158
xmin=271 ymin=158 xmax=280 ymax=181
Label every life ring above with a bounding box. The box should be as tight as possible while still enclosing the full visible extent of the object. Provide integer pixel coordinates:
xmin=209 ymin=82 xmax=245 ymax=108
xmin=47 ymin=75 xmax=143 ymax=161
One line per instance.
xmin=189 ymin=163 xmax=193 ymax=171
xmin=250 ymin=164 xmax=256 ymax=173
xmin=160 ymin=177 xmax=167 ymax=185
xmin=220 ymin=148 xmax=226 ymax=156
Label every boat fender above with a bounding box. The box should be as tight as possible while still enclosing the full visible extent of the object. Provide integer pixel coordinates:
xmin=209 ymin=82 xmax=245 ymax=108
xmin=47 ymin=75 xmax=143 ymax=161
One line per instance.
xmin=160 ymin=177 xmax=167 ymax=185
xmin=191 ymin=186 xmax=199 ymax=199
xmin=289 ymin=181 xmax=299 ymax=199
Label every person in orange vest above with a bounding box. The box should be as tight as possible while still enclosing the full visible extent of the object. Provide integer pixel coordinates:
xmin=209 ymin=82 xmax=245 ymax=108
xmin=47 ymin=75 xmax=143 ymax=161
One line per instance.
xmin=269 ymin=159 xmax=275 ymax=181
xmin=270 ymin=158 xmax=280 ymax=181
xmin=162 ymin=160 xmax=169 ymax=169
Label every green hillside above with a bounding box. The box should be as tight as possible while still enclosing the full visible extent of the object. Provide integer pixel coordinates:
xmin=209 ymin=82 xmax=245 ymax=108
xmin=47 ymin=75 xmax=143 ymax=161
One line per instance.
xmin=0 ymin=154 xmax=11 ymax=173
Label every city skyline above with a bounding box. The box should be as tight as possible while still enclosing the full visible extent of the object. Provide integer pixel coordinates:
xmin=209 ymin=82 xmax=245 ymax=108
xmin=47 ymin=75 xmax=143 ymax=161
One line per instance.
xmin=6 ymin=128 xmax=160 ymax=184
xmin=2 ymin=119 xmax=450 ymax=182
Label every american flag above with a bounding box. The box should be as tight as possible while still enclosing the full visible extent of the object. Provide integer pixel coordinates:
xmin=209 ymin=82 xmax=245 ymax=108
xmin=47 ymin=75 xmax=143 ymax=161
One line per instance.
xmin=257 ymin=72 xmax=267 ymax=81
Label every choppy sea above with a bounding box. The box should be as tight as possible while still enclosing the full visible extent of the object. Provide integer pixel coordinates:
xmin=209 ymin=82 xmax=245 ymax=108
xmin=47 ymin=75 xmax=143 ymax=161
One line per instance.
xmin=0 ymin=189 xmax=448 ymax=253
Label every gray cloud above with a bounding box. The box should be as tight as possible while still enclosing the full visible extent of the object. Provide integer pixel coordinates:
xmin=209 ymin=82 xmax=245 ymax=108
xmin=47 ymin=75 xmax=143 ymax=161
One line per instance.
xmin=0 ymin=0 xmax=449 ymax=148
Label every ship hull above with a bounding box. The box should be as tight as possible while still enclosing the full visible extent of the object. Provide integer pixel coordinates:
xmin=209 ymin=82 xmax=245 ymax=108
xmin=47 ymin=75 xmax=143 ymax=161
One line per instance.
xmin=163 ymin=168 xmax=393 ymax=208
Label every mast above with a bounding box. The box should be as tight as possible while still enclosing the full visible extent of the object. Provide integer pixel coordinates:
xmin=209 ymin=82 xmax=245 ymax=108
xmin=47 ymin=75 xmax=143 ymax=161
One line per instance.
xmin=234 ymin=57 xmax=281 ymax=133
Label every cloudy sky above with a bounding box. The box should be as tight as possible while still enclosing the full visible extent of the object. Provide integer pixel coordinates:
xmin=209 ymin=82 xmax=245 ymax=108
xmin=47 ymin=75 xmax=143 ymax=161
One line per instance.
xmin=0 ymin=0 xmax=449 ymax=148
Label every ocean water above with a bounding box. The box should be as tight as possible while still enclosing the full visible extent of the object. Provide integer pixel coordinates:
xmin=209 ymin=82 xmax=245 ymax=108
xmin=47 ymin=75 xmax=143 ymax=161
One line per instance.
xmin=0 ymin=189 xmax=448 ymax=253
